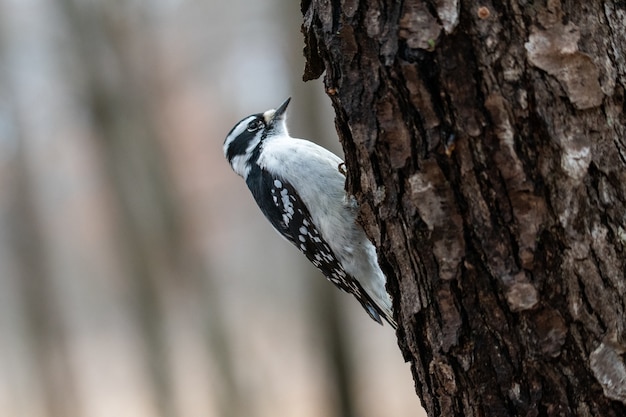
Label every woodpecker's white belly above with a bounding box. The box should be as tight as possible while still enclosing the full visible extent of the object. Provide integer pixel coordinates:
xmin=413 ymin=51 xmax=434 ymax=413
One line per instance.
xmin=257 ymin=136 xmax=392 ymax=317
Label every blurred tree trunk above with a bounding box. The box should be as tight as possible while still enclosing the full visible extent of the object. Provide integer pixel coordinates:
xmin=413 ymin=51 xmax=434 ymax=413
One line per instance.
xmin=301 ymin=1 xmax=626 ymax=416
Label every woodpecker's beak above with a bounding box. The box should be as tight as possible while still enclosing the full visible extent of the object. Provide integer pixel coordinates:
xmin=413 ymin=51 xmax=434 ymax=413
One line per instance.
xmin=264 ymin=97 xmax=291 ymax=125
xmin=273 ymin=97 xmax=291 ymax=120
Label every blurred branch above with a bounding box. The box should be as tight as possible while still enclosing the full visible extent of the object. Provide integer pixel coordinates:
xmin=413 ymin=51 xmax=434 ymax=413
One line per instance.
xmin=55 ymin=2 xmax=181 ymax=416
xmin=11 ymin=136 xmax=78 ymax=417
xmin=55 ymin=2 xmax=244 ymax=416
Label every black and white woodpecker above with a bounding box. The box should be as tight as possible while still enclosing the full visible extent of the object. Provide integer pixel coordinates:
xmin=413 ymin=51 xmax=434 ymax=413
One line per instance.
xmin=223 ymin=98 xmax=396 ymax=328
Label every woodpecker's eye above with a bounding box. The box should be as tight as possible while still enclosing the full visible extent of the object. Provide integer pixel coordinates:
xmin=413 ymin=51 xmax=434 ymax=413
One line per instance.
xmin=247 ymin=119 xmax=263 ymax=132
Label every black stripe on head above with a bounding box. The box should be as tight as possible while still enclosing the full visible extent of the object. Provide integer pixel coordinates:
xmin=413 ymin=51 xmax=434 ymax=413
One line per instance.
xmin=224 ymin=113 xmax=265 ymax=163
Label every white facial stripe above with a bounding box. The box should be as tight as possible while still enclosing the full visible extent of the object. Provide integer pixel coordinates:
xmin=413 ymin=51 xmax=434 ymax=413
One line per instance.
xmin=229 ymin=130 xmax=264 ymax=178
xmin=230 ymin=154 xmax=251 ymax=178
xmin=224 ymin=115 xmax=257 ymax=152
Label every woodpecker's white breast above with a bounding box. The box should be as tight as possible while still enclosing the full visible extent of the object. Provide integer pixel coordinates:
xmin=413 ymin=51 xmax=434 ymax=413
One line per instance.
xmin=257 ymin=135 xmax=392 ymax=318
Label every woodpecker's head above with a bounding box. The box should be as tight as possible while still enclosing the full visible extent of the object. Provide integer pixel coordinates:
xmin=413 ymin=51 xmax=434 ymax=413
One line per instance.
xmin=223 ymin=98 xmax=291 ymax=178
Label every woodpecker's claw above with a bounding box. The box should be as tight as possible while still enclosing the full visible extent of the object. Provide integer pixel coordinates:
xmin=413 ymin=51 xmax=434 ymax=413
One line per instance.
xmin=338 ymin=162 xmax=347 ymax=176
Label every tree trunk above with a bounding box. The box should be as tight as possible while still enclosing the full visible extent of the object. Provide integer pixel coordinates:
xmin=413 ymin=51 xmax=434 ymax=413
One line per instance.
xmin=301 ymin=1 xmax=626 ymax=416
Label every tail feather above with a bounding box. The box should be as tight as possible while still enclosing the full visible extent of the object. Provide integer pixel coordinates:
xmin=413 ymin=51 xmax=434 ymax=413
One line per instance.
xmin=360 ymin=293 xmax=397 ymax=329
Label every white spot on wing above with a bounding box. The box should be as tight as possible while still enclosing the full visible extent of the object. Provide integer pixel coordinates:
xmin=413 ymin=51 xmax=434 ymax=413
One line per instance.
xmin=280 ymin=187 xmax=294 ymax=225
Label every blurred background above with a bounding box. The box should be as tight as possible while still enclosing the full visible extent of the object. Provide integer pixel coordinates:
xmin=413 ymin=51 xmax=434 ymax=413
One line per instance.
xmin=0 ymin=0 xmax=424 ymax=416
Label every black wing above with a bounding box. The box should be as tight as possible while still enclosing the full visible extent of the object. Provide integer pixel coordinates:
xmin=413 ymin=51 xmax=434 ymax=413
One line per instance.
xmin=245 ymin=167 xmax=385 ymax=324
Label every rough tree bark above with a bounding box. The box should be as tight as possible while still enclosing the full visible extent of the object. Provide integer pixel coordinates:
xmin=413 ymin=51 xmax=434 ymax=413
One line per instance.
xmin=301 ymin=1 xmax=626 ymax=416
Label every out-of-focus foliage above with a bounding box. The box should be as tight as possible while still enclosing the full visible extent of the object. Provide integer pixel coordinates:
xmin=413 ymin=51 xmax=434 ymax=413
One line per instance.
xmin=0 ymin=1 xmax=422 ymax=416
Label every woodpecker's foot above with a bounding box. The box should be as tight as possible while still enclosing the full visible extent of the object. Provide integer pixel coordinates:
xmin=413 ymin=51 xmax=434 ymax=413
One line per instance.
xmin=338 ymin=162 xmax=347 ymax=176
